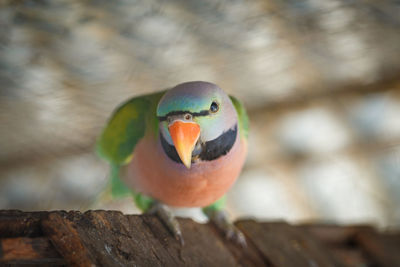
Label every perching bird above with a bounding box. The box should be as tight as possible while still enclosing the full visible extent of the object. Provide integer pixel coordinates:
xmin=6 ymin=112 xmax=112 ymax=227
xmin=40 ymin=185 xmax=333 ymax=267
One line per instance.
xmin=97 ymin=81 xmax=249 ymax=245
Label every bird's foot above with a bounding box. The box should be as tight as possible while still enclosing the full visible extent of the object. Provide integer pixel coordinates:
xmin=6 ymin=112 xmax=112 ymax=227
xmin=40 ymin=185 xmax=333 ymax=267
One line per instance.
xmin=146 ymin=202 xmax=184 ymax=246
xmin=205 ymin=209 xmax=247 ymax=248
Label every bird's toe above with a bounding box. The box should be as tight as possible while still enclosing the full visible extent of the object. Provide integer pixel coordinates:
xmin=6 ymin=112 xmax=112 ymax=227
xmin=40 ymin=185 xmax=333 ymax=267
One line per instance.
xmin=146 ymin=202 xmax=184 ymax=246
xmin=205 ymin=209 xmax=247 ymax=248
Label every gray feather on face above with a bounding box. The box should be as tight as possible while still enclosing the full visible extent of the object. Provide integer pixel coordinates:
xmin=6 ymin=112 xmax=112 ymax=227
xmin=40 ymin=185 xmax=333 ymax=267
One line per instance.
xmin=158 ymin=81 xmax=237 ymax=144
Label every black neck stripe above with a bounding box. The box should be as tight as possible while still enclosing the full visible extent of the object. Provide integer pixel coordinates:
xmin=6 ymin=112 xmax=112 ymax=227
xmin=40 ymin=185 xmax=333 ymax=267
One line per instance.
xmin=160 ymin=124 xmax=237 ymax=164
xmin=157 ymin=110 xmax=209 ymax=121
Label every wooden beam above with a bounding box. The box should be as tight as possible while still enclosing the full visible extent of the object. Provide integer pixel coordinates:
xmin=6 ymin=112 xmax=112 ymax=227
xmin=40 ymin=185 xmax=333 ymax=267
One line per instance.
xmin=0 ymin=210 xmax=399 ymax=266
xmin=0 ymin=237 xmax=64 ymax=265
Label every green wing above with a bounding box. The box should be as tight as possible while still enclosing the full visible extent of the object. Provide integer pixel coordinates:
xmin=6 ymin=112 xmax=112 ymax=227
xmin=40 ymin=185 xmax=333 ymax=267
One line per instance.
xmin=97 ymin=90 xmax=166 ymax=165
xmin=230 ymin=95 xmax=249 ymax=139
xmin=96 ymin=90 xmax=165 ymax=197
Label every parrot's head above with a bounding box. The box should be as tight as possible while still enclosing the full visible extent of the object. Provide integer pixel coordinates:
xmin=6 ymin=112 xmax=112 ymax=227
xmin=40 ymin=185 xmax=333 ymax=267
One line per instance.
xmin=157 ymin=81 xmax=238 ymax=169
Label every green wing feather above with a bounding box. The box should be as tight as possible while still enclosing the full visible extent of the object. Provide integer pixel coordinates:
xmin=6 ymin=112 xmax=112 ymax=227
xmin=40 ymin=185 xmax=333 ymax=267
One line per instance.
xmin=97 ymin=90 xmax=166 ymax=165
xmin=96 ymin=91 xmax=165 ymax=198
xmin=229 ymin=95 xmax=249 ymax=139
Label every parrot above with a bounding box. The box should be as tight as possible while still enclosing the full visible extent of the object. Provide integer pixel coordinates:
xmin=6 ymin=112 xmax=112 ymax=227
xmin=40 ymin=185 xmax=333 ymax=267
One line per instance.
xmin=97 ymin=81 xmax=249 ymax=245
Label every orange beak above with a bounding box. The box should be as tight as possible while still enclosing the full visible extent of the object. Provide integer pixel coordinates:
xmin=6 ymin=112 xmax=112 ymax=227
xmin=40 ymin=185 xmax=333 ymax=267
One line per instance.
xmin=168 ymin=120 xmax=200 ymax=169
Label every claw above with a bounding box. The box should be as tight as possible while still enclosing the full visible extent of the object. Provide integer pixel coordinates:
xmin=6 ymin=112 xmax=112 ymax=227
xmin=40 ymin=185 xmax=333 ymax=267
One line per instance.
xmin=205 ymin=209 xmax=247 ymax=248
xmin=146 ymin=202 xmax=184 ymax=246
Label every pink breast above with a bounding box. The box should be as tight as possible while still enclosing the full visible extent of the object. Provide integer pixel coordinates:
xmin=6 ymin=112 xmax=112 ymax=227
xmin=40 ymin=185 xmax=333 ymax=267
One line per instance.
xmin=123 ymin=134 xmax=247 ymax=207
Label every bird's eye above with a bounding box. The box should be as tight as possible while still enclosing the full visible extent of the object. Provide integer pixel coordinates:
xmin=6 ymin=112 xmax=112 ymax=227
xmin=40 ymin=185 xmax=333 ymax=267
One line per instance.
xmin=184 ymin=114 xmax=192 ymax=120
xmin=210 ymin=101 xmax=219 ymax=113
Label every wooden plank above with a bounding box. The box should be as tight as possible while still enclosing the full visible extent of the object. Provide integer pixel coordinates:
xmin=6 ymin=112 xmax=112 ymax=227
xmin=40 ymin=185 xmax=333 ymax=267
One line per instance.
xmin=355 ymin=228 xmax=400 ymax=267
xmin=1 ymin=210 xmax=399 ymax=266
xmin=237 ymin=220 xmax=345 ymax=267
xmin=41 ymin=210 xmax=239 ymax=267
xmin=41 ymin=212 xmax=95 ymax=267
xmin=213 ymin=222 xmax=271 ymax=267
xmin=301 ymin=224 xmax=382 ymax=267
xmin=81 ymin=210 xmax=238 ymax=267
xmin=0 ymin=210 xmax=47 ymax=238
xmin=329 ymin=248 xmax=370 ymax=267
xmin=0 ymin=237 xmax=65 ymax=265
xmin=300 ymin=224 xmax=373 ymax=245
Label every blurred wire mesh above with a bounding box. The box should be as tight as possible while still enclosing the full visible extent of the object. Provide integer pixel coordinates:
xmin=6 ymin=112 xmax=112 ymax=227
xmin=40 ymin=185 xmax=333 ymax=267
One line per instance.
xmin=1 ymin=0 xmax=400 ymax=229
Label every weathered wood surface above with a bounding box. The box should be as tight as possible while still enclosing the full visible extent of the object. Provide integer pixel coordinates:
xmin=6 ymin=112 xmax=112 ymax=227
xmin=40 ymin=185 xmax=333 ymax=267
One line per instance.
xmin=0 ymin=210 xmax=399 ymax=267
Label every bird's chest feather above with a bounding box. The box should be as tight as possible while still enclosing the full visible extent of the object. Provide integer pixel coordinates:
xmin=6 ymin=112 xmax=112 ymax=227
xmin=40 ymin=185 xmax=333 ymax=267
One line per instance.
xmin=123 ymin=133 xmax=247 ymax=207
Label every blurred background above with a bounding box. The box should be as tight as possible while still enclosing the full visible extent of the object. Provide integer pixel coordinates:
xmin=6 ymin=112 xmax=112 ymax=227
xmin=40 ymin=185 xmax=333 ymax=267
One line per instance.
xmin=1 ymin=0 xmax=400 ymax=230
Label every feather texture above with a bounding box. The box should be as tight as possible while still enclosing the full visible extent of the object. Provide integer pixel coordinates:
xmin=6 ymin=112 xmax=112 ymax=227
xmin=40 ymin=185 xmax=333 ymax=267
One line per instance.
xmin=230 ymin=95 xmax=249 ymax=139
xmin=96 ymin=90 xmax=166 ymax=165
